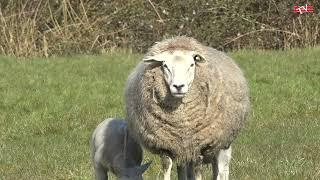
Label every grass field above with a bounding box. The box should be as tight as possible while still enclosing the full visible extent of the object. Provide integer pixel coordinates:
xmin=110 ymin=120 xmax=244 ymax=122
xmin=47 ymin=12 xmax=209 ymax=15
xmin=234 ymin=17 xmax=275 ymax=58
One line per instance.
xmin=0 ymin=48 xmax=319 ymax=180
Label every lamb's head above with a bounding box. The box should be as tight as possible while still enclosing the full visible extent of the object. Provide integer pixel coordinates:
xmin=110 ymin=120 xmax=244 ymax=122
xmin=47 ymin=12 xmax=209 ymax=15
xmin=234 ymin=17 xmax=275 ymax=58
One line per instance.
xmin=116 ymin=162 xmax=151 ymax=180
xmin=144 ymin=50 xmax=205 ymax=98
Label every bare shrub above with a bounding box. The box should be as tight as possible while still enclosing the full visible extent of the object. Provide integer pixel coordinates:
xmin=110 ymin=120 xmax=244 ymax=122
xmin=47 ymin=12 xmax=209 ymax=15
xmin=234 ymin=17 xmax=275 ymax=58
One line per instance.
xmin=0 ymin=0 xmax=319 ymax=57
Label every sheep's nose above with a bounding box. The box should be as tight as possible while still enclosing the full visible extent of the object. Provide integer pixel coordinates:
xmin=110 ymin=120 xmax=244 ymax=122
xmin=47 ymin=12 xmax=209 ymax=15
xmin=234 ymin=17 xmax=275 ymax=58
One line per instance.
xmin=173 ymin=84 xmax=185 ymax=91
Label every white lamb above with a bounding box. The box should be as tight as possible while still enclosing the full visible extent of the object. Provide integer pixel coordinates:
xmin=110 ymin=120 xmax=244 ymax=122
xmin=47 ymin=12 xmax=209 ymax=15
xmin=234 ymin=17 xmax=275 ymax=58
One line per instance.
xmin=91 ymin=118 xmax=151 ymax=180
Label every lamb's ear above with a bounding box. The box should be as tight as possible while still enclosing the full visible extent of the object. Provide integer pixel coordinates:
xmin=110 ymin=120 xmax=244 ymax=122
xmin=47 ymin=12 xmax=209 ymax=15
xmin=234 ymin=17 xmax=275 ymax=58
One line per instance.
xmin=193 ymin=54 xmax=206 ymax=63
xmin=113 ymin=166 xmax=127 ymax=177
xmin=115 ymin=162 xmax=151 ymax=177
xmin=135 ymin=161 xmax=152 ymax=175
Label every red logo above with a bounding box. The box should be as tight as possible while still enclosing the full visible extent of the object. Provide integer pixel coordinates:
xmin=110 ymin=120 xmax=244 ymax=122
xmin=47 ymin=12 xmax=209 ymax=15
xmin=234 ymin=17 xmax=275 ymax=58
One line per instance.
xmin=293 ymin=2 xmax=314 ymax=14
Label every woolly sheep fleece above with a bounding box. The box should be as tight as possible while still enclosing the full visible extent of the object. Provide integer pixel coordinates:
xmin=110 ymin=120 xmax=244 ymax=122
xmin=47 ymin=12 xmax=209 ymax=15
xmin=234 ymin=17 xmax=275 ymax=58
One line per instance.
xmin=125 ymin=36 xmax=250 ymax=163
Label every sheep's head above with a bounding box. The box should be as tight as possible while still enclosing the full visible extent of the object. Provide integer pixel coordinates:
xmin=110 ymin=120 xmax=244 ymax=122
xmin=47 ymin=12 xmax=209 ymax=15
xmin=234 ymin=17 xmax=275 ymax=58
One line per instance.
xmin=144 ymin=50 xmax=205 ymax=98
xmin=116 ymin=162 xmax=151 ymax=180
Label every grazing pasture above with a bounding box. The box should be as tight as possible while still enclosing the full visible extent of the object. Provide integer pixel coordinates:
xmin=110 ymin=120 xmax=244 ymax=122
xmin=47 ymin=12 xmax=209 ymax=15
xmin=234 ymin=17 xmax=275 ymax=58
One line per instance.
xmin=0 ymin=48 xmax=319 ymax=179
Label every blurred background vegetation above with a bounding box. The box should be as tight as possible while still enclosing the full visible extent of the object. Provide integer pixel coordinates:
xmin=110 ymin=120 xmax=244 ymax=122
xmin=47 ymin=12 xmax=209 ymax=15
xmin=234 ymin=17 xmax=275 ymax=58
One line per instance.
xmin=0 ymin=0 xmax=319 ymax=57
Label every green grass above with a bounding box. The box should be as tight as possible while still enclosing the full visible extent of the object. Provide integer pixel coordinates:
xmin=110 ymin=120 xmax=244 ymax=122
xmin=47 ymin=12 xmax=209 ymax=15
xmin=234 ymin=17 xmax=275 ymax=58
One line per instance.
xmin=0 ymin=48 xmax=319 ymax=179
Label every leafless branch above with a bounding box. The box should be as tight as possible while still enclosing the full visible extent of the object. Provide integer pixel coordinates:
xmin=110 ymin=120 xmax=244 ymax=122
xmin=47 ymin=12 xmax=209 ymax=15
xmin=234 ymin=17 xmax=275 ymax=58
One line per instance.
xmin=147 ymin=0 xmax=164 ymax=23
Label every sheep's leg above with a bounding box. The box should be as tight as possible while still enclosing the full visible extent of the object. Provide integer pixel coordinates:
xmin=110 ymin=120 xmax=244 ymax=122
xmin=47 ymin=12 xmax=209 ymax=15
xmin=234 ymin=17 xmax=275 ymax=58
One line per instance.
xmin=212 ymin=157 xmax=219 ymax=180
xmin=161 ymin=155 xmax=173 ymax=180
xmin=214 ymin=146 xmax=232 ymax=180
xmin=177 ymin=164 xmax=187 ymax=180
xmin=183 ymin=161 xmax=202 ymax=180
xmin=94 ymin=164 xmax=108 ymax=180
xmin=193 ymin=163 xmax=202 ymax=180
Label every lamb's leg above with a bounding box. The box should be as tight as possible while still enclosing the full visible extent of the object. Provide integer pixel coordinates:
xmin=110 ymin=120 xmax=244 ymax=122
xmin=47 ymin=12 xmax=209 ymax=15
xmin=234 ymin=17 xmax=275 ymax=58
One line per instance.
xmin=93 ymin=146 xmax=108 ymax=180
xmin=177 ymin=164 xmax=187 ymax=180
xmin=186 ymin=162 xmax=195 ymax=179
xmin=214 ymin=146 xmax=232 ymax=180
xmin=161 ymin=155 xmax=173 ymax=180
xmin=94 ymin=164 xmax=108 ymax=180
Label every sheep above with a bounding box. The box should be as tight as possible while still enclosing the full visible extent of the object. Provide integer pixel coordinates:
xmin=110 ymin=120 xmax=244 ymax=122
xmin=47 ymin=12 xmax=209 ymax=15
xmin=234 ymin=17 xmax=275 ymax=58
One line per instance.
xmin=91 ymin=118 xmax=151 ymax=180
xmin=125 ymin=36 xmax=250 ymax=180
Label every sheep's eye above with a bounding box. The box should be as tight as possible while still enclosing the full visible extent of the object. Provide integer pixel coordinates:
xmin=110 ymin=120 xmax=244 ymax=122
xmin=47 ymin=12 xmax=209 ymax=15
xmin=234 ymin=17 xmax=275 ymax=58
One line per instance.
xmin=163 ymin=64 xmax=168 ymax=69
xmin=190 ymin=63 xmax=195 ymax=67
xmin=193 ymin=55 xmax=201 ymax=61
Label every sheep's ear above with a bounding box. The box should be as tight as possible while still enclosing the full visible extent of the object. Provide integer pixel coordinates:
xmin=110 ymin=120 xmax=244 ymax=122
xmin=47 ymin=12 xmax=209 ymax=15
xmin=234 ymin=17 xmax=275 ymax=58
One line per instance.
xmin=193 ymin=54 xmax=206 ymax=63
xmin=143 ymin=56 xmax=163 ymax=63
xmin=143 ymin=56 xmax=163 ymax=69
